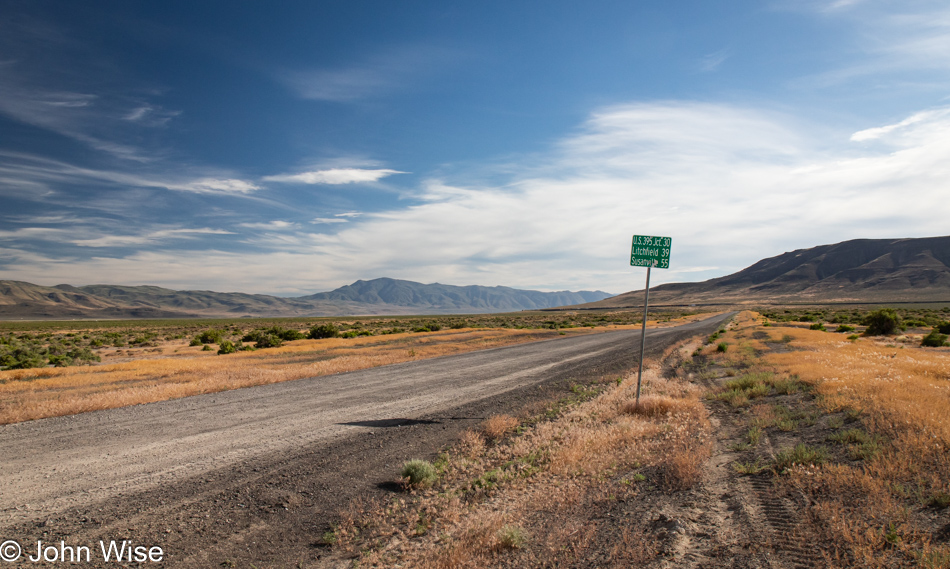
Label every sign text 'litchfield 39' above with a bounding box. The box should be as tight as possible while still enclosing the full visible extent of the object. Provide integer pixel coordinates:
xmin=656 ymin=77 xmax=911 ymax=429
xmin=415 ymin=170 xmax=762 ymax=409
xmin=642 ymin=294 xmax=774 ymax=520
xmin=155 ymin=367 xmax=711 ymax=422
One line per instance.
xmin=630 ymin=235 xmax=671 ymax=269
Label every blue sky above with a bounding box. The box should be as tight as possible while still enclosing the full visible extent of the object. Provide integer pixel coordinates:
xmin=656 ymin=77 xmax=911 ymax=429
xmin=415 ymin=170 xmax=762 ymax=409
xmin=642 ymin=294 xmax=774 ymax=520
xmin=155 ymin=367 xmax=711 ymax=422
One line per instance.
xmin=1 ymin=0 xmax=949 ymax=295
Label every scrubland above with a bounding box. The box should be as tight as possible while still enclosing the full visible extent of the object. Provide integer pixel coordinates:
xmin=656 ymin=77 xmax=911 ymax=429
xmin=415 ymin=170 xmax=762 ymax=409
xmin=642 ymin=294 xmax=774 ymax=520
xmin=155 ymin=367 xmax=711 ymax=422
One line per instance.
xmin=0 ymin=311 xmax=705 ymax=424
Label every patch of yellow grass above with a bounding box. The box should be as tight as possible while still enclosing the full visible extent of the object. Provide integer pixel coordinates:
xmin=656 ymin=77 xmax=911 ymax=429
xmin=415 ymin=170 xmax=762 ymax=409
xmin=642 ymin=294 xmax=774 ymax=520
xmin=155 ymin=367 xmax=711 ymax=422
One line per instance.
xmin=480 ymin=414 xmax=520 ymax=441
xmin=0 ymin=328 xmax=580 ymax=424
xmin=750 ymin=317 xmax=950 ymax=567
xmin=766 ymin=326 xmax=950 ymax=445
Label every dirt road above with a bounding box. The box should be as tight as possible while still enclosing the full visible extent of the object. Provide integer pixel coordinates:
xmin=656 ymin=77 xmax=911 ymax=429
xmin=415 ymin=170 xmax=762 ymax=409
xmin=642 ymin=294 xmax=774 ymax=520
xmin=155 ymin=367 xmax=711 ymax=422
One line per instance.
xmin=0 ymin=314 xmax=730 ymax=567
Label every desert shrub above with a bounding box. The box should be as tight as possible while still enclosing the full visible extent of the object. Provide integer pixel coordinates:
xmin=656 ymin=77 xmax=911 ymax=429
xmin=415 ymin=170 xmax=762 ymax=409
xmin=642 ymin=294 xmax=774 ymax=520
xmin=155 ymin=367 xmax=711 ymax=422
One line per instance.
xmin=269 ymin=326 xmax=304 ymax=341
xmin=67 ymin=347 xmax=99 ymax=365
xmin=809 ymin=322 xmax=826 ymax=331
xmin=217 ymin=340 xmax=239 ymax=355
xmin=193 ymin=329 xmax=225 ymax=345
xmin=241 ymin=330 xmax=263 ymax=343
xmin=0 ymin=346 xmax=47 ymax=369
xmin=937 ymin=321 xmax=950 ymax=334
xmin=716 ymin=342 xmax=728 ymax=353
xmin=836 ymin=324 xmax=856 ymax=333
xmin=307 ymin=323 xmax=339 ymax=339
xmin=243 ymin=326 xmax=302 ymax=344
xmin=921 ymin=329 xmax=948 ymax=347
xmin=863 ymin=308 xmax=902 ymax=336
xmin=254 ymin=334 xmax=283 ymax=349
xmin=496 ymin=525 xmax=526 ymax=550
xmin=47 ymin=354 xmax=73 ymax=367
xmin=401 ymin=459 xmax=437 ymax=488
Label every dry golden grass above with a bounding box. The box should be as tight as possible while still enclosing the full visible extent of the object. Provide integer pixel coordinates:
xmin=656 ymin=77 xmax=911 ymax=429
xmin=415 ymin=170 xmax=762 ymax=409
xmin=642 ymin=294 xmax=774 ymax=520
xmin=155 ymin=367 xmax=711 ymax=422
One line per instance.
xmin=480 ymin=414 xmax=520 ymax=441
xmin=0 ymin=328 xmax=582 ymax=425
xmin=330 ymin=341 xmax=712 ymax=568
xmin=712 ymin=313 xmax=950 ymax=568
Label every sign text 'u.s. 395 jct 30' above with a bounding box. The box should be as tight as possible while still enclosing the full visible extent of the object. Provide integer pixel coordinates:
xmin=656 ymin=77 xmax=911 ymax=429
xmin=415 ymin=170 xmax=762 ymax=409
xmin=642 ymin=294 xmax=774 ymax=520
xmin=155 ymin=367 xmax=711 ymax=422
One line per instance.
xmin=630 ymin=235 xmax=672 ymax=269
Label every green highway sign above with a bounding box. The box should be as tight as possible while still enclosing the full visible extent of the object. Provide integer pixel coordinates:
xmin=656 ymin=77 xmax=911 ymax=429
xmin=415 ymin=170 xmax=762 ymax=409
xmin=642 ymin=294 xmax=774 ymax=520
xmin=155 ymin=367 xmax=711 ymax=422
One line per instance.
xmin=630 ymin=235 xmax=672 ymax=269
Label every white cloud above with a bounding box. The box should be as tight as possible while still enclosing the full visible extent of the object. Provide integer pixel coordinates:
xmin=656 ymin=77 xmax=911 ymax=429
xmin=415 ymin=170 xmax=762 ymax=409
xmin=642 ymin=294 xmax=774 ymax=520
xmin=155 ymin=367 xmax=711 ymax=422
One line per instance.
xmin=123 ymin=105 xmax=180 ymax=127
xmin=0 ymin=225 xmax=233 ymax=248
xmin=280 ymin=45 xmax=456 ymax=102
xmin=70 ymin=228 xmax=233 ymax=248
xmin=700 ymin=49 xmax=731 ymax=72
xmin=849 ymin=109 xmax=945 ymax=141
xmin=239 ymin=221 xmax=297 ymax=230
xmin=311 ymin=218 xmax=349 ymax=224
xmin=263 ymin=168 xmax=405 ymax=185
xmin=179 ymin=178 xmax=261 ymax=195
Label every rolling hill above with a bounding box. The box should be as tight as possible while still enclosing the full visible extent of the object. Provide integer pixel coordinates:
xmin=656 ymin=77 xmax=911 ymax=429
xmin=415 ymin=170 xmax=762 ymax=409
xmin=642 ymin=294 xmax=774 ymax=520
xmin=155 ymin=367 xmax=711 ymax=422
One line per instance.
xmin=576 ymin=236 xmax=950 ymax=308
xmin=0 ymin=278 xmax=612 ymax=320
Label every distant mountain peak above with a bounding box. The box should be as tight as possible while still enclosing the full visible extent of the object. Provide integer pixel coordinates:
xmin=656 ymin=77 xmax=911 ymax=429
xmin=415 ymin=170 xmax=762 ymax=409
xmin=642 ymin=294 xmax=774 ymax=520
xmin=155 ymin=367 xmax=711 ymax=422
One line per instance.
xmin=0 ymin=278 xmax=613 ymax=319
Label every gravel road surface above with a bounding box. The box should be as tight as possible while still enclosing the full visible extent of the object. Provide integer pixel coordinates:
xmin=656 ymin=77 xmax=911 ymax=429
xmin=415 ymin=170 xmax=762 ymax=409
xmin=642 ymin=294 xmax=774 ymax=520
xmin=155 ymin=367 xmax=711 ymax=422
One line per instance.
xmin=0 ymin=313 xmax=732 ymax=567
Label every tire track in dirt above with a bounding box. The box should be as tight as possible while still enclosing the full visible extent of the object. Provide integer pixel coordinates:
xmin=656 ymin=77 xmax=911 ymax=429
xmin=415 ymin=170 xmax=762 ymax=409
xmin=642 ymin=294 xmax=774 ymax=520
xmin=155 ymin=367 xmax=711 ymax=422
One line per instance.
xmin=669 ymin=350 xmax=820 ymax=569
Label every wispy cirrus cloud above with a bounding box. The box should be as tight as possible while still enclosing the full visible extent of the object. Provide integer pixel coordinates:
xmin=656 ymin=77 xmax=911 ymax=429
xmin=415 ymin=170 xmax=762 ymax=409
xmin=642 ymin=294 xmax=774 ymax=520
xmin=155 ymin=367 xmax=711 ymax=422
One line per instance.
xmin=0 ymin=152 xmax=261 ymax=197
xmin=263 ymin=168 xmax=405 ymax=185
xmin=180 ymin=178 xmax=261 ymax=195
xmin=0 ymin=18 xmax=181 ymax=162
xmin=789 ymin=1 xmax=950 ymax=89
xmin=239 ymin=221 xmax=297 ymax=230
xmin=0 ymin=224 xmax=233 ymax=248
xmin=699 ymin=49 xmax=731 ymax=72
xmin=280 ymin=45 xmax=457 ymax=102
xmin=69 ymin=228 xmax=233 ymax=248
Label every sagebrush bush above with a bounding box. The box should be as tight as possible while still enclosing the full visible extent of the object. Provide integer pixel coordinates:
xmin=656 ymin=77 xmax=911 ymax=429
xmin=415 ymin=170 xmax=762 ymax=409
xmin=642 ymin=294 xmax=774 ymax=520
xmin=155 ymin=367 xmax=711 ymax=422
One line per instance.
xmin=864 ymin=308 xmax=902 ymax=336
xmin=496 ymin=525 xmax=526 ymax=550
xmin=401 ymin=459 xmax=437 ymax=488
xmin=921 ymin=329 xmax=948 ymax=348
xmin=193 ymin=329 xmax=225 ymax=345
xmin=308 ymin=323 xmax=339 ymax=339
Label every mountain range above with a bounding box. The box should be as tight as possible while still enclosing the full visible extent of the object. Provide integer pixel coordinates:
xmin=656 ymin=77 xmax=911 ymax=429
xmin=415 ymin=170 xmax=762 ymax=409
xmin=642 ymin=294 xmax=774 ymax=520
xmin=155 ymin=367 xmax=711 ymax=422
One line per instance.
xmin=4 ymin=236 xmax=948 ymax=320
xmin=576 ymin=236 xmax=950 ymax=309
xmin=0 ymin=278 xmax=612 ymax=320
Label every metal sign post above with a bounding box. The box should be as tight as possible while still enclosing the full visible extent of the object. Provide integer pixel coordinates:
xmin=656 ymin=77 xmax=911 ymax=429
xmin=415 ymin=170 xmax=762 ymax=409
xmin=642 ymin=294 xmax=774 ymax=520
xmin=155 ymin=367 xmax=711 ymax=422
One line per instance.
xmin=630 ymin=235 xmax=672 ymax=406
